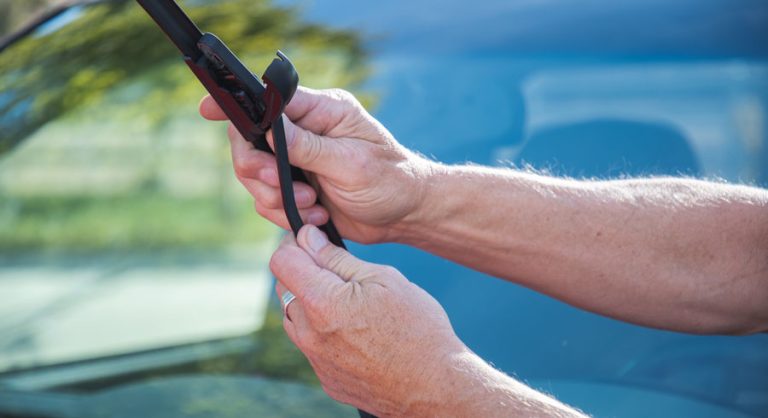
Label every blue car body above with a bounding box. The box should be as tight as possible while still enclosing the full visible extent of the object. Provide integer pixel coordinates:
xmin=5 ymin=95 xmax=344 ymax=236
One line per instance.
xmin=298 ymin=0 xmax=768 ymax=416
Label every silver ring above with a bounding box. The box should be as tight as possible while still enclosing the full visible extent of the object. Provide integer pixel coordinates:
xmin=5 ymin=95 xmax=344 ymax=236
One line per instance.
xmin=281 ymin=290 xmax=297 ymax=320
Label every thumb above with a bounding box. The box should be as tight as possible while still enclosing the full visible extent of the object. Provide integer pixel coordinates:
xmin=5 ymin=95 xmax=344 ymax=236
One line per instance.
xmin=268 ymin=116 xmax=349 ymax=178
xmin=297 ymin=225 xmax=368 ymax=281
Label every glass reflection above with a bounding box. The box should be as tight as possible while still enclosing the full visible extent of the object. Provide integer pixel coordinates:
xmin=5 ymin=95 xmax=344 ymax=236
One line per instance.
xmin=0 ymin=1 xmax=365 ymax=416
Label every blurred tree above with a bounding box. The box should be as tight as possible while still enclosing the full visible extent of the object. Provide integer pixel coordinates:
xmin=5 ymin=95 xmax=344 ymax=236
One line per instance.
xmin=0 ymin=0 xmax=368 ymax=250
xmin=0 ymin=0 xmax=369 ymax=392
xmin=0 ymin=0 xmax=58 ymax=36
xmin=0 ymin=0 xmax=366 ymax=154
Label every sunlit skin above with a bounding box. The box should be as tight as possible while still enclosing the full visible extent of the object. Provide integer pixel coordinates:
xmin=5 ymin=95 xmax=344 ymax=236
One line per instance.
xmin=200 ymin=87 xmax=768 ymax=417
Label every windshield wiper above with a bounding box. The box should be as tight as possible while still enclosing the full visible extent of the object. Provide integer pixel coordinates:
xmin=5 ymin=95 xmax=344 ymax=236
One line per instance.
xmin=134 ymin=0 xmax=346 ymax=248
xmin=134 ymin=0 xmax=365 ymax=415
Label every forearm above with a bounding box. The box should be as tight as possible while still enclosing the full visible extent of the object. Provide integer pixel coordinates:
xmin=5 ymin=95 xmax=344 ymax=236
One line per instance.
xmin=405 ymin=349 xmax=585 ymax=418
xmin=398 ymin=164 xmax=768 ymax=334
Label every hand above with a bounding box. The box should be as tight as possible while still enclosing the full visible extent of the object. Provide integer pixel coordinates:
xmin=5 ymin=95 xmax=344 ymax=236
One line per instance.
xmin=270 ymin=225 xmax=466 ymax=416
xmin=200 ymin=87 xmax=435 ymax=244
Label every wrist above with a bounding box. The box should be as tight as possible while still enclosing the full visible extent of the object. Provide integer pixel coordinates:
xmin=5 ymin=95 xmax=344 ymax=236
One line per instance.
xmin=402 ymin=347 xmax=583 ymax=418
xmin=389 ymin=158 xmax=449 ymax=245
xmin=398 ymin=342 xmax=474 ymax=418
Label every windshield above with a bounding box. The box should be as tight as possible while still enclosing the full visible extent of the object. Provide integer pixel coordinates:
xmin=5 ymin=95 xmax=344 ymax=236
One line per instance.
xmin=0 ymin=1 xmax=362 ymax=416
xmin=1 ymin=1 xmax=767 ymax=417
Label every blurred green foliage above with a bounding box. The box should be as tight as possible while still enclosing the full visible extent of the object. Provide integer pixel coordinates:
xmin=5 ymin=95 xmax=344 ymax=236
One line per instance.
xmin=0 ymin=1 xmax=368 ymax=408
xmin=0 ymin=0 xmax=368 ymax=251
xmin=0 ymin=195 xmax=274 ymax=252
xmin=0 ymin=0 xmax=367 ymax=153
xmin=196 ymin=304 xmax=319 ymax=383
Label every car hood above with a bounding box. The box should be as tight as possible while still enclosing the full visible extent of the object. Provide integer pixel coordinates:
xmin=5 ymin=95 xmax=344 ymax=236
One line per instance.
xmin=0 ymin=375 xmax=753 ymax=418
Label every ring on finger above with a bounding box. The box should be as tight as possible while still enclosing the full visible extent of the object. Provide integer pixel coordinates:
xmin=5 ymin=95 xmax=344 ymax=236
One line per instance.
xmin=281 ymin=290 xmax=297 ymax=321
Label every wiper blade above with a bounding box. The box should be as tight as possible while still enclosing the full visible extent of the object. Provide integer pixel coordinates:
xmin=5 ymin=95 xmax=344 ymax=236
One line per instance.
xmin=135 ymin=0 xmax=364 ymax=415
xmin=135 ymin=0 xmax=346 ymax=247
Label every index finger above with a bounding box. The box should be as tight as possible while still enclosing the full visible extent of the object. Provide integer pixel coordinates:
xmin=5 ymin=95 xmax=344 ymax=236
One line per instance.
xmin=284 ymin=87 xmax=361 ymax=136
xmin=269 ymin=234 xmax=344 ymax=301
xmin=198 ymin=87 xmax=318 ymax=122
xmin=199 ymin=86 xmax=347 ymax=133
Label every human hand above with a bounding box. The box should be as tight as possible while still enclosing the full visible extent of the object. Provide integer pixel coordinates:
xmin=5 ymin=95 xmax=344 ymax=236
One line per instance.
xmin=270 ymin=224 xmax=466 ymax=417
xmin=199 ymin=87 xmax=436 ymax=244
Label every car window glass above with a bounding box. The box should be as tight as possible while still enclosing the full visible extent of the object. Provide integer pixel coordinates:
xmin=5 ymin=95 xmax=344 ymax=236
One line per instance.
xmin=0 ymin=1 xmax=363 ymax=416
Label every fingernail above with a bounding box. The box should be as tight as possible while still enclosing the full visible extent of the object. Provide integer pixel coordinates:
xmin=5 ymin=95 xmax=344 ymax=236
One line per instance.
xmin=307 ymin=212 xmax=325 ymax=225
xmin=296 ymin=190 xmax=311 ymax=205
xmin=306 ymin=226 xmax=328 ymax=253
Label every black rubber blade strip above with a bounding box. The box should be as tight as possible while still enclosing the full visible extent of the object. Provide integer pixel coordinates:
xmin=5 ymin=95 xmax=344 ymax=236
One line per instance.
xmin=273 ymin=117 xmax=347 ymax=249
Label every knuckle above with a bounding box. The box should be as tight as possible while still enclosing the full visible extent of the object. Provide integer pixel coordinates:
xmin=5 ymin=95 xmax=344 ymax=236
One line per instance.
xmin=314 ymin=318 xmax=341 ymax=335
xmin=327 ymin=88 xmax=357 ymax=105
xmin=304 ymin=296 xmax=341 ymax=334
xmin=376 ymin=264 xmax=402 ymax=278
xmin=268 ymin=249 xmax=288 ymax=275
xmin=259 ymin=189 xmax=281 ymax=209
xmin=268 ymin=253 xmax=280 ymax=275
xmin=322 ymin=248 xmax=349 ymax=273
xmin=232 ymin=155 xmax=250 ymax=177
xmin=253 ymin=201 xmax=269 ymax=217
xmin=301 ymin=291 xmax=326 ymax=315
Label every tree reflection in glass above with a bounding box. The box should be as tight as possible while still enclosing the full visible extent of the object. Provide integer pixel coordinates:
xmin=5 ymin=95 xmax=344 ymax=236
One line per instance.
xmin=0 ymin=1 xmax=367 ymax=416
